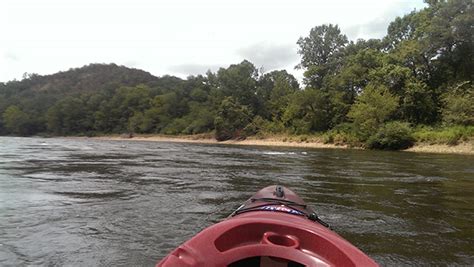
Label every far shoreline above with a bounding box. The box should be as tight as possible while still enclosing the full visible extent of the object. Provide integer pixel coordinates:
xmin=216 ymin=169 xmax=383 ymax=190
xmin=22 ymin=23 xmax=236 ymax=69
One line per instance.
xmin=67 ymin=134 xmax=474 ymax=155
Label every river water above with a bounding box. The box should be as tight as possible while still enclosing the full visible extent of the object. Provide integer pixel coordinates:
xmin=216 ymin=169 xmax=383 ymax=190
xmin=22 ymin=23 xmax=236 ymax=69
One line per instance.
xmin=0 ymin=136 xmax=473 ymax=266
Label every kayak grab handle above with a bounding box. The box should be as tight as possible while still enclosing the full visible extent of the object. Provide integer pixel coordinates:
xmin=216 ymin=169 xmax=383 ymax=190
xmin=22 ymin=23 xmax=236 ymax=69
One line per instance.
xmin=274 ymin=185 xmax=285 ymax=198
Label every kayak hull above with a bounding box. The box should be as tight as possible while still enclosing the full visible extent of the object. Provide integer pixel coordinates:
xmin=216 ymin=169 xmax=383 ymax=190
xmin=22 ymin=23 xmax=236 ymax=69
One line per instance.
xmin=157 ymin=185 xmax=378 ymax=267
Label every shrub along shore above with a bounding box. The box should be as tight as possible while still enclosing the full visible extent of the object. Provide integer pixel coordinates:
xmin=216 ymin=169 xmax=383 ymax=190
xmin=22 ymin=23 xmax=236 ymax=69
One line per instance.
xmin=80 ymin=125 xmax=474 ymax=155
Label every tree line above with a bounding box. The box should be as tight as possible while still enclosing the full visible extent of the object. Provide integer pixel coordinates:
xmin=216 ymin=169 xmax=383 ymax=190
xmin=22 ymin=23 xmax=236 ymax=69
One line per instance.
xmin=1 ymin=0 xmax=472 ymax=149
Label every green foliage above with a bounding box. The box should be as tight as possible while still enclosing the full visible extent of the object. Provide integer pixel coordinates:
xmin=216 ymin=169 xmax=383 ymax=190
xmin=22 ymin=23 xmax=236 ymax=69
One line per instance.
xmin=399 ymin=80 xmax=437 ymax=124
xmin=182 ymin=103 xmax=215 ymax=134
xmin=214 ymin=97 xmax=253 ymax=141
xmin=425 ymin=0 xmax=473 ymax=83
xmin=242 ymin=116 xmax=267 ymax=137
xmin=413 ymin=125 xmax=474 ymax=145
xmin=46 ymin=97 xmax=93 ymax=135
xmin=128 ymin=112 xmax=146 ymax=133
xmin=296 ymin=24 xmax=348 ymax=68
xmin=327 ymin=47 xmax=384 ymax=96
xmin=366 ymin=121 xmax=415 ymax=150
xmin=297 ymin=24 xmax=348 ymax=88
xmin=216 ymin=60 xmax=259 ymax=112
xmin=384 ymin=11 xmax=420 ymax=49
xmin=260 ymin=120 xmax=287 ymax=134
xmin=162 ymin=117 xmax=189 ymax=135
xmin=322 ymin=123 xmax=362 ymax=146
xmin=441 ymin=82 xmax=474 ymax=126
xmin=283 ymin=89 xmax=330 ymax=134
xmin=2 ymin=105 xmax=31 ymax=136
xmin=257 ymin=70 xmax=299 ymax=121
xmin=348 ymin=83 xmax=399 ymax=138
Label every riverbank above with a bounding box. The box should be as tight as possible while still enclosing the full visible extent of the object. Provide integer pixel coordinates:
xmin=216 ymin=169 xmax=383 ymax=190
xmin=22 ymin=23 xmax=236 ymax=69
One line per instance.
xmin=85 ymin=134 xmax=474 ymax=155
xmin=91 ymin=134 xmax=350 ymax=149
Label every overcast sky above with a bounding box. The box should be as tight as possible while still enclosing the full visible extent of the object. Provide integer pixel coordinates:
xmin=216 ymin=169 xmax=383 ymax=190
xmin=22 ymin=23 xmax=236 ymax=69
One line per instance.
xmin=1 ymin=0 xmax=426 ymax=82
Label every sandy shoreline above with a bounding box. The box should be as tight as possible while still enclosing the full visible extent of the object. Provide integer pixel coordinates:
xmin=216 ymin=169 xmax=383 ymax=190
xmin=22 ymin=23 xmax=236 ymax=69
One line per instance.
xmin=79 ymin=134 xmax=474 ymax=155
xmin=403 ymin=143 xmax=474 ymax=155
xmin=91 ymin=135 xmax=350 ymax=148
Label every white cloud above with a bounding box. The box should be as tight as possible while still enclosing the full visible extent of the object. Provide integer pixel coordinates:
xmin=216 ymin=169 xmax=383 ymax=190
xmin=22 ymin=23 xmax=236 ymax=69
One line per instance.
xmin=4 ymin=52 xmax=19 ymax=62
xmin=168 ymin=63 xmax=222 ymax=76
xmin=342 ymin=0 xmax=425 ymax=40
xmin=237 ymin=42 xmax=299 ymax=72
xmin=1 ymin=0 xmax=426 ymax=82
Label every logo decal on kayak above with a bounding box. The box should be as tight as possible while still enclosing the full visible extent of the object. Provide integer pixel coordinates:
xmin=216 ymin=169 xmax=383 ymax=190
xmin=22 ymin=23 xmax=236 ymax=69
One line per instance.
xmin=260 ymin=205 xmax=304 ymax=215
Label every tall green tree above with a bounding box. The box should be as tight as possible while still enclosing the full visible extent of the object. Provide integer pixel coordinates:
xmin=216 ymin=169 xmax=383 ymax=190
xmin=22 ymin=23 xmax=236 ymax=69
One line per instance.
xmin=2 ymin=105 xmax=31 ymax=136
xmin=424 ymin=0 xmax=474 ymax=84
xmin=257 ymin=70 xmax=299 ymax=121
xmin=369 ymin=61 xmax=438 ymax=124
xmin=216 ymin=60 xmax=259 ymax=112
xmin=441 ymin=81 xmax=474 ymax=125
xmin=46 ymin=97 xmax=93 ymax=134
xmin=399 ymin=80 xmax=437 ymax=124
xmin=214 ymin=97 xmax=252 ymax=141
xmin=297 ymin=24 xmax=348 ymax=88
xmin=326 ymin=46 xmax=385 ymax=102
xmin=348 ymin=83 xmax=399 ymax=138
xmin=282 ymin=89 xmax=330 ymax=134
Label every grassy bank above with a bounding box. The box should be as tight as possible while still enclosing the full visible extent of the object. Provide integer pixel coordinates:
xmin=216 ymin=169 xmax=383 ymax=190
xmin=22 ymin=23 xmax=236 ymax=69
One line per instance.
xmin=318 ymin=124 xmax=474 ymax=152
xmin=412 ymin=125 xmax=474 ymax=145
xmin=85 ymin=125 xmax=474 ymax=155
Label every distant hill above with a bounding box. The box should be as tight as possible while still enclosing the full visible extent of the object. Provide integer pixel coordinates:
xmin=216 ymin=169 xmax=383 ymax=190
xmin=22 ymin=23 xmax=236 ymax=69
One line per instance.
xmin=0 ymin=63 xmax=187 ymax=135
xmin=0 ymin=63 xmax=168 ymax=97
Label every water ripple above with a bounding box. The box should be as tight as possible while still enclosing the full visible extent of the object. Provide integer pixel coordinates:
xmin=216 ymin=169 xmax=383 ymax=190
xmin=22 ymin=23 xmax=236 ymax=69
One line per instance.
xmin=0 ymin=136 xmax=473 ymax=266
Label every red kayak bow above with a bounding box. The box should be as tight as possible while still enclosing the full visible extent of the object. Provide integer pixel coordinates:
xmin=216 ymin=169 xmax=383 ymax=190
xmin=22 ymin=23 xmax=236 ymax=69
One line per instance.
xmin=157 ymin=185 xmax=378 ymax=267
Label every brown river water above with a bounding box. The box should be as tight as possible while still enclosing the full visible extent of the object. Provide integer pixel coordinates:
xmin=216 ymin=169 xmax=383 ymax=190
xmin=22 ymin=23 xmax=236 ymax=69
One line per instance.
xmin=0 ymin=137 xmax=473 ymax=266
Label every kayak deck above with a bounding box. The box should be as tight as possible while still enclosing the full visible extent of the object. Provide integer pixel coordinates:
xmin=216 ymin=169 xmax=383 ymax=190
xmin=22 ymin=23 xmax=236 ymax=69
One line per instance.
xmin=157 ymin=185 xmax=378 ymax=267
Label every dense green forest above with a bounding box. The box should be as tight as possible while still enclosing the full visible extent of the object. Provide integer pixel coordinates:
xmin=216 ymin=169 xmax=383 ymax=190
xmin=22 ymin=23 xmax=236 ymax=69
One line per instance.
xmin=1 ymin=0 xmax=473 ymax=149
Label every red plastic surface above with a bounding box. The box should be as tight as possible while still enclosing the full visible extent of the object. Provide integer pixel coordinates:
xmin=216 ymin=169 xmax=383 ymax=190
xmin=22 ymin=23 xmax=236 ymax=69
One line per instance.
xmin=157 ymin=186 xmax=379 ymax=267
